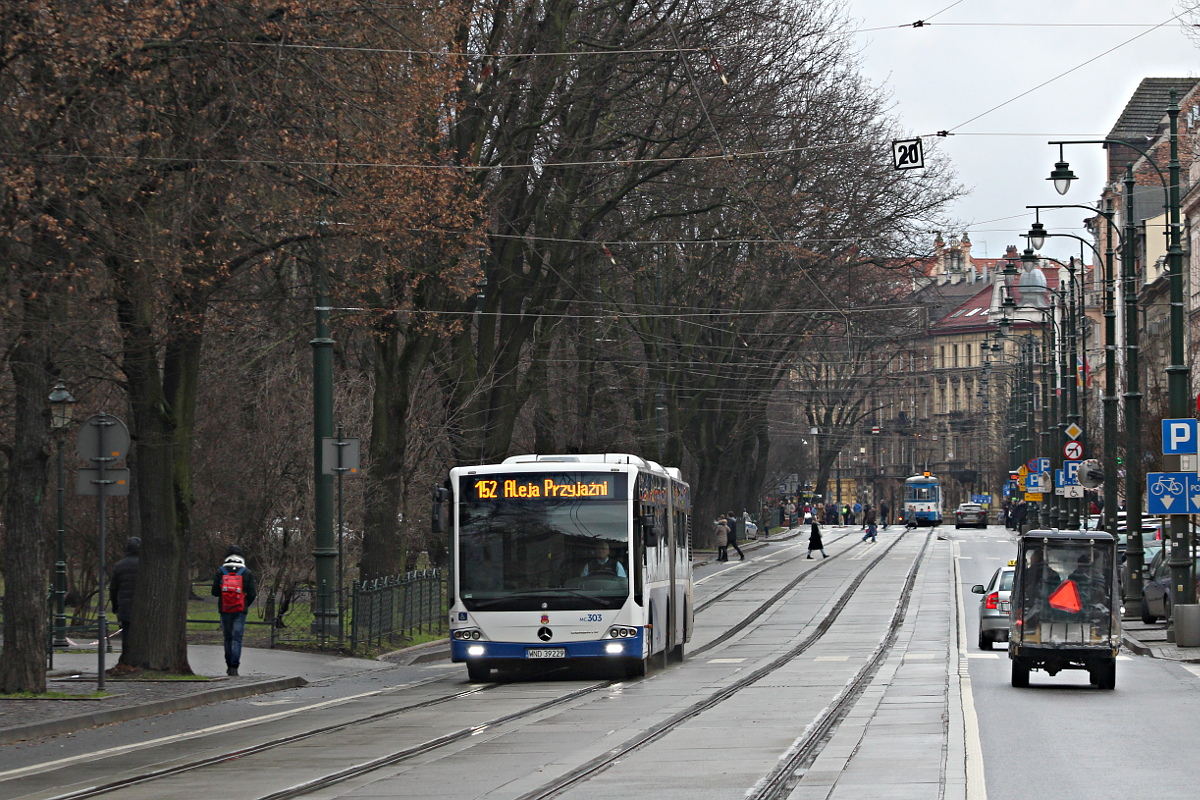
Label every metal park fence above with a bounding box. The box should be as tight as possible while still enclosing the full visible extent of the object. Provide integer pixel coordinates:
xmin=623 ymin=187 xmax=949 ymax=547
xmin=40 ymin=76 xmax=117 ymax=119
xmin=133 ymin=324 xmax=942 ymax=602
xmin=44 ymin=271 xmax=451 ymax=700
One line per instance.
xmin=268 ymin=569 xmax=444 ymax=653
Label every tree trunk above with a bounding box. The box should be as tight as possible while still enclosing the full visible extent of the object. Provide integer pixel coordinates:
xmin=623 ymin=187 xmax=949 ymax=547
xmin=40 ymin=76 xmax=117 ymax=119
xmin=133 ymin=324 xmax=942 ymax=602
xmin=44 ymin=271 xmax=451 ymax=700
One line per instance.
xmin=1 ymin=352 xmax=52 ymax=694
xmin=113 ymin=266 xmax=197 ymax=673
xmin=0 ymin=265 xmax=54 ymax=693
xmin=361 ymin=315 xmax=438 ymax=582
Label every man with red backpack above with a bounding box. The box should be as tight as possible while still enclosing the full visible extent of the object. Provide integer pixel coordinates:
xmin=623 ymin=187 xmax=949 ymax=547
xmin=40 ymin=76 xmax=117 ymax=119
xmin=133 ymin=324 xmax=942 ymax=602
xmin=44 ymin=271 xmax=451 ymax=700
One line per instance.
xmin=211 ymin=545 xmax=257 ymax=676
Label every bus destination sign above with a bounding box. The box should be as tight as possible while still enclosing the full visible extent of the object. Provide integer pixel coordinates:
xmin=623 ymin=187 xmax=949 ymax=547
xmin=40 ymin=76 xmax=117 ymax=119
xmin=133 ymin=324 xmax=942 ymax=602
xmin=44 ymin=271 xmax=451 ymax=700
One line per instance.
xmin=470 ymin=473 xmax=622 ymax=501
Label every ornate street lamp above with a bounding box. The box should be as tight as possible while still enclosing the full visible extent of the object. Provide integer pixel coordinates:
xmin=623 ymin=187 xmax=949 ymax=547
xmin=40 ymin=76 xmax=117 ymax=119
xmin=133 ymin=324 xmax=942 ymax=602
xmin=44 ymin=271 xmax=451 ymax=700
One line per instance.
xmin=49 ymin=380 xmax=76 ymax=650
xmin=1047 ymin=144 xmax=1079 ymax=195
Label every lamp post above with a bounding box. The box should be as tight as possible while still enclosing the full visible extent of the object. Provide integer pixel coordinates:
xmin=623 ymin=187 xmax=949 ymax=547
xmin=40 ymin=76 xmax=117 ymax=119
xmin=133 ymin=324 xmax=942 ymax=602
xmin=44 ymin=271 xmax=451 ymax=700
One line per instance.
xmin=49 ymin=380 xmax=76 ymax=650
xmin=1048 ymin=92 xmax=1188 ymax=624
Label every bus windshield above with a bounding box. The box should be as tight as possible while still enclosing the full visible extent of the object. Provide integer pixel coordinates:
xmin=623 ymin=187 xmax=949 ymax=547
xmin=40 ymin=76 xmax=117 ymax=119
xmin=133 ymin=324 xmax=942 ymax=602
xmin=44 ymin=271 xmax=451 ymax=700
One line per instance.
xmin=457 ymin=472 xmax=630 ymax=611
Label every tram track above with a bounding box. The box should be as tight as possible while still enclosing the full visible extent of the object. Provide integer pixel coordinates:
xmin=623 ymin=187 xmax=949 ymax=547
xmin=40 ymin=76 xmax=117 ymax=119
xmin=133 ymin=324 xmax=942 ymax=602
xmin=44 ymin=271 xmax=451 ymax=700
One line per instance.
xmin=511 ymin=530 xmax=931 ymax=800
xmin=12 ymin=529 xmax=925 ymax=800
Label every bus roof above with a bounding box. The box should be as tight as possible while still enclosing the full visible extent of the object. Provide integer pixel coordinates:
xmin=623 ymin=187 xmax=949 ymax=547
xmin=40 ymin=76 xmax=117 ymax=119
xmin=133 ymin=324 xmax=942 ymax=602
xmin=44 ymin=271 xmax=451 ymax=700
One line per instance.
xmin=905 ymin=474 xmax=939 ymax=484
xmin=488 ymin=453 xmax=681 ymax=481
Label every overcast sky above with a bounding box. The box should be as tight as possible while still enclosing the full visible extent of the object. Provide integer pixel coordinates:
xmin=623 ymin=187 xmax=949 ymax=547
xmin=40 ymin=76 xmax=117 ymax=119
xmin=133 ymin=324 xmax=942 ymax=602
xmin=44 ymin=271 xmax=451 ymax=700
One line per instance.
xmin=844 ymin=1 xmax=1199 ymax=263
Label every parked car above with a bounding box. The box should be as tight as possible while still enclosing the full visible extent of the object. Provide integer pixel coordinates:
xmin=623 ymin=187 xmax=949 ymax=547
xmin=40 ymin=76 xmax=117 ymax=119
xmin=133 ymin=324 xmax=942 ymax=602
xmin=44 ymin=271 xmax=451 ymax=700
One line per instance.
xmin=1140 ymin=548 xmax=1200 ymax=624
xmin=954 ymin=503 xmax=988 ymax=529
xmin=971 ymin=561 xmax=1015 ymax=649
xmin=1119 ymin=543 xmax=1162 ymax=594
xmin=1116 ymin=523 xmax=1164 ymax=559
xmin=1084 ymin=511 xmax=1126 ymax=531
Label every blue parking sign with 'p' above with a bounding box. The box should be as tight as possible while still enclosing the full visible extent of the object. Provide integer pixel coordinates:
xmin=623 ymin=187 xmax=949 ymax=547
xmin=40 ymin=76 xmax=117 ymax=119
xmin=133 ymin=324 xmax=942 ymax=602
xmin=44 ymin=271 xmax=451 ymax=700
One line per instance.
xmin=1162 ymin=419 xmax=1198 ymax=455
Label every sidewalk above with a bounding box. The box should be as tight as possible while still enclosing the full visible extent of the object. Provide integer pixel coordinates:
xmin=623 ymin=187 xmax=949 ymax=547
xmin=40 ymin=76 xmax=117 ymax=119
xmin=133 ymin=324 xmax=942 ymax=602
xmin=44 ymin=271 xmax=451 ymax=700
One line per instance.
xmin=1121 ymin=618 xmax=1200 ymax=662
xmin=0 ymin=643 xmax=395 ymax=745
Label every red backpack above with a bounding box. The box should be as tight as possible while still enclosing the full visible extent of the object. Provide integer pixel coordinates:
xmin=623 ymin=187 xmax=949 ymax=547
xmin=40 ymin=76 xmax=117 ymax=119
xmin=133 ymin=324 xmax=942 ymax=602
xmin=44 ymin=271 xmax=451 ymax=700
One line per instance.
xmin=220 ymin=568 xmax=246 ymax=613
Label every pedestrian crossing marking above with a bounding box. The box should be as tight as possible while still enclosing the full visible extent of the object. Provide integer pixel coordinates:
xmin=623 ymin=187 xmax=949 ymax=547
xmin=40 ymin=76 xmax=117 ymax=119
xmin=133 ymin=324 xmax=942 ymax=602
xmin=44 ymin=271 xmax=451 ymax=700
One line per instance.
xmin=708 ymin=658 xmax=746 ymax=663
xmin=814 ymin=656 xmax=849 ymax=661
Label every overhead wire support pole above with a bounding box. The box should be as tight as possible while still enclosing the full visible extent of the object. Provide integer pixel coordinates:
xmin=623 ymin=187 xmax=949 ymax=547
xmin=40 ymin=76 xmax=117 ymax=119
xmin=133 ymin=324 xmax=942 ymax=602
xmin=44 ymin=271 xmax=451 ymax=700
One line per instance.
xmin=1162 ymin=92 xmax=1194 ymax=623
xmin=1122 ymin=164 xmax=1146 ymax=613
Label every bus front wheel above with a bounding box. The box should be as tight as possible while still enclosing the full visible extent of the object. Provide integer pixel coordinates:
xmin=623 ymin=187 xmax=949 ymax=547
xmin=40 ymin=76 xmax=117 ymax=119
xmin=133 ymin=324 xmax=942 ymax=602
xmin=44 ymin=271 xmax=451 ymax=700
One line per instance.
xmin=624 ymin=657 xmax=647 ymax=679
xmin=466 ymin=661 xmax=490 ymax=682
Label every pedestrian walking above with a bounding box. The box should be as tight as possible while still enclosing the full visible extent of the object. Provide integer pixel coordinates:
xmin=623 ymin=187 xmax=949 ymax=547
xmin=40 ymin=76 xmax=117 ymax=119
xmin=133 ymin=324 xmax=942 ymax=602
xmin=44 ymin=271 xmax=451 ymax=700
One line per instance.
xmin=714 ymin=517 xmax=729 ymax=562
xmin=879 ymin=500 xmax=890 ymax=529
xmin=110 ymin=537 xmax=140 ymax=643
xmin=212 ymin=545 xmax=257 ymax=676
xmin=807 ymin=520 xmax=827 ymax=558
xmin=726 ymin=512 xmax=745 ymax=561
xmin=862 ymin=506 xmax=878 ymax=542
xmin=853 ymin=501 xmax=863 ymax=528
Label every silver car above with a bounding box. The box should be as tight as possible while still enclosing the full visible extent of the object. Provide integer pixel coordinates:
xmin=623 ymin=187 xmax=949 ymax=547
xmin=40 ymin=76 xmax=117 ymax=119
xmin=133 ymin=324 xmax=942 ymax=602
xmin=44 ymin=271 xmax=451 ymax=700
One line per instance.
xmin=971 ymin=562 xmax=1015 ymax=650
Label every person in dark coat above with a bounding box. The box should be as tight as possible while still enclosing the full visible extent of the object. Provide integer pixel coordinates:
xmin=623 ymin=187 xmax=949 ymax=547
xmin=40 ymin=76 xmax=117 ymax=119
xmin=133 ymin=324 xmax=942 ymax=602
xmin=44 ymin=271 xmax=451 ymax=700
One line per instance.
xmin=807 ymin=521 xmax=826 ymax=558
xmin=212 ymin=545 xmax=257 ymax=676
xmin=110 ymin=537 xmax=141 ymax=642
xmin=862 ymin=506 xmax=878 ymax=542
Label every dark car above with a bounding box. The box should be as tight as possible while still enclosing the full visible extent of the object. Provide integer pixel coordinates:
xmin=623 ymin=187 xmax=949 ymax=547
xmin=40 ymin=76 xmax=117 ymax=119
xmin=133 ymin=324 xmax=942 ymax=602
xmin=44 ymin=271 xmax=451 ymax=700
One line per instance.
xmin=954 ymin=503 xmax=988 ymax=529
xmin=1140 ymin=548 xmax=1200 ymax=624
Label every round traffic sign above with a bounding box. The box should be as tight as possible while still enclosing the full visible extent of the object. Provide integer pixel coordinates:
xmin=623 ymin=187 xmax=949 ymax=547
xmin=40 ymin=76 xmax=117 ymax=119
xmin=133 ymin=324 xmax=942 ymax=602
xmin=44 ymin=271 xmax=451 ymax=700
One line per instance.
xmin=76 ymin=413 xmax=130 ymax=463
xmin=1064 ymin=440 xmax=1083 ymax=460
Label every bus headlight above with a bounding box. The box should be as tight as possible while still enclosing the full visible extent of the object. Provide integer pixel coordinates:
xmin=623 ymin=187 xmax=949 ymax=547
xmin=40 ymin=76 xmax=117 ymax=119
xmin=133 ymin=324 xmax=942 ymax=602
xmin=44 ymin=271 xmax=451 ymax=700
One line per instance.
xmin=467 ymin=645 xmax=485 ymax=657
xmin=605 ymin=642 xmax=624 ymax=655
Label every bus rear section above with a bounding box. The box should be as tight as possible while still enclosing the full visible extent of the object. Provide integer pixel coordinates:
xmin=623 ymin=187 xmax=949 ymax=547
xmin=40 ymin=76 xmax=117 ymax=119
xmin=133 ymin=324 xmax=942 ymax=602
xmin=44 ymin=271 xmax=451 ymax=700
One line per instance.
xmin=447 ymin=455 xmax=692 ymax=681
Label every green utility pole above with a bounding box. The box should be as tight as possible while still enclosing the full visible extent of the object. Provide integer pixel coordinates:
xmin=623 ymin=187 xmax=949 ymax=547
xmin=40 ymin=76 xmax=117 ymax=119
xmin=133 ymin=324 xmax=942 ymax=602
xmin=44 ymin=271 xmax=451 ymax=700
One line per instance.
xmin=1122 ymin=165 xmax=1146 ymax=613
xmin=312 ymin=249 xmax=337 ymax=636
xmin=1100 ymin=201 xmax=1119 ymax=539
xmin=1163 ymin=93 xmax=1194 ymax=632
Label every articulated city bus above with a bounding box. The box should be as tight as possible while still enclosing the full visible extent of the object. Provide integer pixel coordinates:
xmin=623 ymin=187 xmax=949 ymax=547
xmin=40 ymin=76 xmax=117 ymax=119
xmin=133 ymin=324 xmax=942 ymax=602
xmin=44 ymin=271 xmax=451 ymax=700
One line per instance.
xmin=446 ymin=453 xmax=693 ymax=681
xmin=903 ymin=473 xmax=943 ymax=526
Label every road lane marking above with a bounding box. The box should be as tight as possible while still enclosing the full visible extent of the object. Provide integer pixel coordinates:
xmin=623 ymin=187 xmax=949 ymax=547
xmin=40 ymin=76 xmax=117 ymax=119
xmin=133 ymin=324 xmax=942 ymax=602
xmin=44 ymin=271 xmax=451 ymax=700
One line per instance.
xmin=953 ymin=539 xmax=989 ymax=800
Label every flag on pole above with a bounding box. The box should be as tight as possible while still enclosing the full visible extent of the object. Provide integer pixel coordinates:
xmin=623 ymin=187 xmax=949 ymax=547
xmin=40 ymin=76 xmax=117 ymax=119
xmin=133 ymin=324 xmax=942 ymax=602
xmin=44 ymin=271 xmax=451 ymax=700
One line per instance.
xmin=1077 ymin=355 xmax=1092 ymax=388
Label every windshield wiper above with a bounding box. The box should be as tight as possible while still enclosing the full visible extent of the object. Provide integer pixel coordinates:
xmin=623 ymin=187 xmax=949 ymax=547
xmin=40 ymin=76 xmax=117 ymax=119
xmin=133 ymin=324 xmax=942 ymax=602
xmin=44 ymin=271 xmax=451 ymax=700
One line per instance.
xmin=465 ymin=588 xmax=614 ymax=608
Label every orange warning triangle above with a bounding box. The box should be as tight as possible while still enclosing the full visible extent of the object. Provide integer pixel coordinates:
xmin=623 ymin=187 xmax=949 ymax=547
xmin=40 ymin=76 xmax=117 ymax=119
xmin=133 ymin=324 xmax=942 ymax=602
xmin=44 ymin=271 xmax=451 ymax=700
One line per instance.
xmin=1048 ymin=580 xmax=1082 ymax=613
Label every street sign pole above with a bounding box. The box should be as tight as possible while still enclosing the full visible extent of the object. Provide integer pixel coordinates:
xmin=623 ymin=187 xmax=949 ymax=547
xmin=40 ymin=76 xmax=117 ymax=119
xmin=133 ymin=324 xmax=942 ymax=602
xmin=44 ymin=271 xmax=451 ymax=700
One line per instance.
xmin=76 ymin=413 xmax=131 ymax=691
xmin=322 ymin=429 xmax=360 ymax=648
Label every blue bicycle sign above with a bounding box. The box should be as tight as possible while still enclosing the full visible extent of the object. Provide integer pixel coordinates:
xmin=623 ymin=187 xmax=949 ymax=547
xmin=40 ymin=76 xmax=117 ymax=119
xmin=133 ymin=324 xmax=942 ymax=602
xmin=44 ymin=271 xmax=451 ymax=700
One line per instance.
xmin=1146 ymin=472 xmax=1193 ymax=514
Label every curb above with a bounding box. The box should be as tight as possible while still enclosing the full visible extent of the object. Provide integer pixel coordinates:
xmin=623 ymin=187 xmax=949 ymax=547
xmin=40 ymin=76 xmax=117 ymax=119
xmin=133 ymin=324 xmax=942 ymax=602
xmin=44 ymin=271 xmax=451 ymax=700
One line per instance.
xmin=0 ymin=676 xmax=307 ymax=745
xmin=380 ymin=639 xmax=451 ymax=666
xmin=1122 ymin=633 xmax=1152 ymax=657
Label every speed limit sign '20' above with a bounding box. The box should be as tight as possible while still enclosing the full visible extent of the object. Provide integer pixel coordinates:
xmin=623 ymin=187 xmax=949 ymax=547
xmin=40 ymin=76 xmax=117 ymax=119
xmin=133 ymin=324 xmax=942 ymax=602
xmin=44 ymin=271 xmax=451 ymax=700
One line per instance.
xmin=1064 ymin=440 xmax=1083 ymax=460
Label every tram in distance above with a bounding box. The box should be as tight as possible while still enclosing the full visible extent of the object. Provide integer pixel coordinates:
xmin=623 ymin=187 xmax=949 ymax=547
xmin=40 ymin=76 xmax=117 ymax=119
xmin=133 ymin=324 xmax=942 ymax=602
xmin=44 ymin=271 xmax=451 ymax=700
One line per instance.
xmin=903 ymin=472 xmax=943 ymax=526
xmin=446 ymin=453 xmax=693 ymax=681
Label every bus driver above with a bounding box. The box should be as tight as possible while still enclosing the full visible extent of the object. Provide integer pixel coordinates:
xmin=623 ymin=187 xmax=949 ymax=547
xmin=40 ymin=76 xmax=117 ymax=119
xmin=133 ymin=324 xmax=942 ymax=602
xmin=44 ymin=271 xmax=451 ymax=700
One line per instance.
xmin=581 ymin=540 xmax=627 ymax=578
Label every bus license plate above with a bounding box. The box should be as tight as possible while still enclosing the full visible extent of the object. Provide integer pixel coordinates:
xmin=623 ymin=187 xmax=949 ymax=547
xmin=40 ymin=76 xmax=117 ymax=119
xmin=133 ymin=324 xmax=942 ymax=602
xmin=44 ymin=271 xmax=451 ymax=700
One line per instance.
xmin=526 ymin=648 xmax=566 ymax=659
